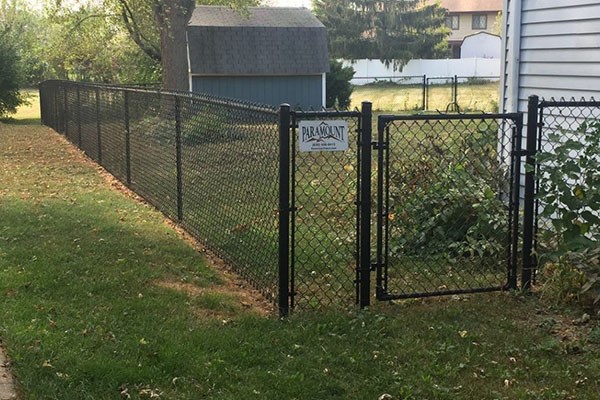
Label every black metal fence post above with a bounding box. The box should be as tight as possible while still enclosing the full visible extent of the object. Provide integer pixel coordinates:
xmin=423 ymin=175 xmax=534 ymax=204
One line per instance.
xmin=509 ymin=113 xmax=524 ymax=290
xmin=522 ymin=95 xmax=539 ymax=290
xmin=76 ymin=85 xmax=82 ymax=147
xmin=124 ymin=90 xmax=131 ymax=185
xmin=175 ymin=96 xmax=184 ymax=222
xmin=39 ymin=85 xmax=45 ymax=125
xmin=63 ymin=86 xmax=68 ymax=136
xmin=375 ymin=117 xmax=386 ymax=298
xmin=54 ymin=86 xmax=58 ymax=130
xmin=453 ymin=75 xmax=458 ymax=106
xmin=95 ymin=87 xmax=102 ymax=163
xmin=278 ymin=104 xmax=291 ymax=317
xmin=422 ymin=75 xmax=426 ymax=111
xmin=359 ymin=102 xmax=373 ymax=308
xmin=425 ymin=77 xmax=430 ymax=110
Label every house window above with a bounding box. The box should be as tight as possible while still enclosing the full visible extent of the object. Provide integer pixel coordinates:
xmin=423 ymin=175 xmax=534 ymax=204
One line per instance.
xmin=472 ymin=14 xmax=487 ymax=29
xmin=446 ymin=14 xmax=459 ymax=30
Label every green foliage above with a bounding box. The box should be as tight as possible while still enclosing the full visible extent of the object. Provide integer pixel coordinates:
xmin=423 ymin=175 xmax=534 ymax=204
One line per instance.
xmin=537 ymin=120 xmax=600 ymax=306
xmin=539 ymin=249 xmax=597 ymax=306
xmin=326 ymin=60 xmax=354 ymax=109
xmin=537 ymin=120 xmax=600 ymax=251
xmin=0 ymin=35 xmax=24 ymax=118
xmin=0 ymin=0 xmax=48 ymax=85
xmin=388 ymin=128 xmax=507 ymax=260
xmin=314 ymin=0 xmax=449 ymax=70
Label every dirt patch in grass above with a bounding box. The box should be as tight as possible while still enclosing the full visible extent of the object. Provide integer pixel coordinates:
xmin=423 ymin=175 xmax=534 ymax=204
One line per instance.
xmin=155 ymin=275 xmax=272 ymax=318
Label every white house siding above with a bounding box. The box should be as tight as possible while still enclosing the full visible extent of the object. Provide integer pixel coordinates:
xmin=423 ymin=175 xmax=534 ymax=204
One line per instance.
xmin=501 ymin=0 xmax=600 ymax=114
xmin=500 ymin=0 xmax=600 ymax=199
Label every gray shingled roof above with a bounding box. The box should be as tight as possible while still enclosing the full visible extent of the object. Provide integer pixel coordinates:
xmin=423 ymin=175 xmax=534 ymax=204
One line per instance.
xmin=187 ymin=6 xmax=329 ymax=75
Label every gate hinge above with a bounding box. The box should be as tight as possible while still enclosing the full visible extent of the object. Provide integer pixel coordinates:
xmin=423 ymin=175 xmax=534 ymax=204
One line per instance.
xmin=372 ymin=141 xmax=388 ymax=150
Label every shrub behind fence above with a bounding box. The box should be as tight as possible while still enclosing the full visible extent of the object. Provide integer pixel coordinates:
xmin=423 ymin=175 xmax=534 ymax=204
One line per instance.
xmin=40 ymin=80 xmax=281 ymax=300
xmin=523 ymin=96 xmax=600 ymax=286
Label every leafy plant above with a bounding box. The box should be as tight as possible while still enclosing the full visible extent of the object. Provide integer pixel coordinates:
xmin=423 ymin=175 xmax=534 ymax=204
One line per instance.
xmin=326 ymin=60 xmax=354 ymax=109
xmin=0 ymin=36 xmax=25 ymax=119
xmin=388 ymin=126 xmax=508 ymax=260
xmin=537 ymin=119 xmax=600 ymax=305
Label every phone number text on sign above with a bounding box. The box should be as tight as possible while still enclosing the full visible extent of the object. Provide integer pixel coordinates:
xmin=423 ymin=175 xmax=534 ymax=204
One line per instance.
xmin=298 ymin=120 xmax=349 ymax=152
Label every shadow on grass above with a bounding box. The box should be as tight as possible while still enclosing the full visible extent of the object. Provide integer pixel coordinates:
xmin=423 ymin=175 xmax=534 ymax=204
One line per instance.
xmin=1 ymin=117 xmax=41 ymax=126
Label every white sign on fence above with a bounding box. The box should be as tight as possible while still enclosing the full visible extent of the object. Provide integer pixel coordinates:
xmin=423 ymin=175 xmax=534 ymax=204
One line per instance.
xmin=298 ymin=120 xmax=349 ymax=152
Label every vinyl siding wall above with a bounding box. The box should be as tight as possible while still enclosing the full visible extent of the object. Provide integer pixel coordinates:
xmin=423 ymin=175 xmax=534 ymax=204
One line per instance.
xmin=502 ymin=0 xmax=600 ymax=114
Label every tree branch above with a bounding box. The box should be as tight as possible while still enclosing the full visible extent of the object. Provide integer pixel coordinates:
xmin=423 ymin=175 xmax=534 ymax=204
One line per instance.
xmin=68 ymin=13 xmax=119 ymax=33
xmin=119 ymin=0 xmax=161 ymax=62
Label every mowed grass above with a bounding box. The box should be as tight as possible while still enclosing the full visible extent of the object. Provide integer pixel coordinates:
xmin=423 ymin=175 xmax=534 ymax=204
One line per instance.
xmin=1 ymin=93 xmax=600 ymax=399
xmin=351 ymin=81 xmax=500 ymax=112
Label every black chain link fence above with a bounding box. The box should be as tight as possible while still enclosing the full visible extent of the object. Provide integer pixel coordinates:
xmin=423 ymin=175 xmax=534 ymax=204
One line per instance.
xmin=524 ymin=97 xmax=600 ymax=284
xmin=39 ymin=80 xmax=540 ymax=313
xmin=40 ymin=80 xmax=281 ymax=301
xmin=376 ymin=114 xmax=522 ymax=299
xmin=289 ymin=110 xmax=362 ymax=310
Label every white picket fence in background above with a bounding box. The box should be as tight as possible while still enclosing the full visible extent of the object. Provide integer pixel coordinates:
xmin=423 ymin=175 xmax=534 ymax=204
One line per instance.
xmin=343 ymin=58 xmax=501 ymax=85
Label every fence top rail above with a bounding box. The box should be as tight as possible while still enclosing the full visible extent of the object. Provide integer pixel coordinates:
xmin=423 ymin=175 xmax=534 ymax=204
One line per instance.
xmin=39 ymin=79 xmax=279 ymax=115
xmin=292 ymin=109 xmax=361 ymax=119
xmin=378 ymin=111 xmax=522 ymax=124
xmin=426 ymin=76 xmax=457 ymax=81
xmin=539 ymin=98 xmax=600 ymax=108
xmin=352 ymin=75 xmax=426 ymax=79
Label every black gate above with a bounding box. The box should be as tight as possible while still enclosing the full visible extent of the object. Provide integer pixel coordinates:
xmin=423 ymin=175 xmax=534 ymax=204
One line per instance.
xmin=374 ymin=113 xmax=523 ymax=300
xmin=279 ymin=105 xmax=367 ymax=312
xmin=278 ymin=106 xmax=524 ymax=314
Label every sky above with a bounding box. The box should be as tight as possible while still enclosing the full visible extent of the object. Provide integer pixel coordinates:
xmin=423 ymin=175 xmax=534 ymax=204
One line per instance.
xmin=24 ymin=0 xmax=313 ymax=10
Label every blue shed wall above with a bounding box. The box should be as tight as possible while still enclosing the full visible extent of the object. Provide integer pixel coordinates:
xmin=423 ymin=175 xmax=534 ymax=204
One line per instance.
xmin=191 ymin=75 xmax=323 ymax=109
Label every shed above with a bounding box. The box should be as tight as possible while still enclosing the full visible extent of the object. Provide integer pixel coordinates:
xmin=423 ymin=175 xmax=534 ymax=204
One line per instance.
xmin=461 ymin=32 xmax=501 ymax=59
xmin=500 ymin=0 xmax=600 ymax=114
xmin=186 ymin=6 xmax=329 ymax=108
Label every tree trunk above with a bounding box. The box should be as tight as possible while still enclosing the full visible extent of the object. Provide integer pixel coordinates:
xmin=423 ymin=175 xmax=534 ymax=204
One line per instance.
xmin=154 ymin=0 xmax=194 ymax=91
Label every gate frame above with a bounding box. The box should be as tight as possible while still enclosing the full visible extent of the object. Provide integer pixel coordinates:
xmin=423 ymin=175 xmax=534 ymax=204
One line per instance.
xmin=374 ymin=112 xmax=523 ymax=301
xmin=278 ymin=103 xmax=370 ymax=316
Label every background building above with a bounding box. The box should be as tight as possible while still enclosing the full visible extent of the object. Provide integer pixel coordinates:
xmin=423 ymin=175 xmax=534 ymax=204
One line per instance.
xmin=461 ymin=31 xmax=501 ymax=59
xmin=430 ymin=0 xmax=503 ymax=58
xmin=186 ymin=6 xmax=329 ymax=108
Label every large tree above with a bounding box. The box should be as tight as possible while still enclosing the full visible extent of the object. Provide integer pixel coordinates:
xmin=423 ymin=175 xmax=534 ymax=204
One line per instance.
xmin=153 ymin=0 xmax=195 ymax=91
xmin=314 ymin=0 xmax=449 ymax=69
xmin=115 ymin=0 xmax=258 ymax=91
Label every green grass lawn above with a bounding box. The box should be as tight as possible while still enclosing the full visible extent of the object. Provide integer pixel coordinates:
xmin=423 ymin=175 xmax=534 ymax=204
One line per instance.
xmin=1 ymin=93 xmax=600 ymax=399
xmin=351 ymin=82 xmax=500 ymax=112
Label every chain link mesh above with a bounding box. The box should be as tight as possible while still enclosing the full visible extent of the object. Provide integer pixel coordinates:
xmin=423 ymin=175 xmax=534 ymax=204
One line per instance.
xmin=40 ymin=81 xmax=280 ymax=301
xmin=37 ymin=80 xmax=530 ymax=310
xmin=379 ymin=115 xmax=517 ymax=297
xmin=290 ymin=111 xmax=361 ymax=309
xmin=178 ymin=95 xmax=280 ymax=297
xmin=535 ymin=99 xmax=600 ymax=263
